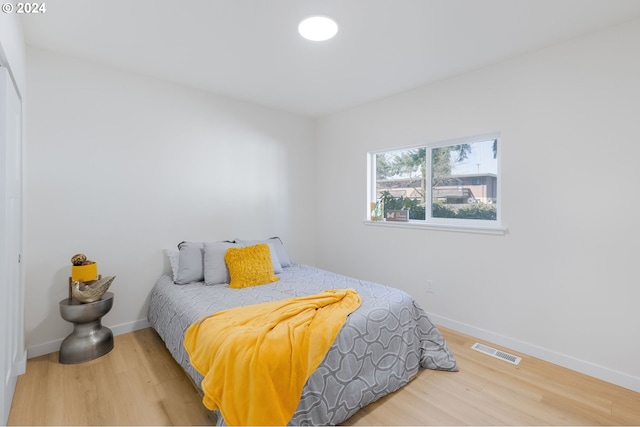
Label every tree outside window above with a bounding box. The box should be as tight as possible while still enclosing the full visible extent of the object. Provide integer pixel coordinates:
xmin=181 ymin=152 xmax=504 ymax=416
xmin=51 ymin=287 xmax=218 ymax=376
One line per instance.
xmin=371 ymin=136 xmax=499 ymax=223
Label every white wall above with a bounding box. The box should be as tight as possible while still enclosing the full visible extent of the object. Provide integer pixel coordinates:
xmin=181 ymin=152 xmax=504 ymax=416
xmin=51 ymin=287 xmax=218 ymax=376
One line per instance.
xmin=316 ymin=18 xmax=640 ymax=391
xmin=25 ymin=47 xmax=317 ymax=356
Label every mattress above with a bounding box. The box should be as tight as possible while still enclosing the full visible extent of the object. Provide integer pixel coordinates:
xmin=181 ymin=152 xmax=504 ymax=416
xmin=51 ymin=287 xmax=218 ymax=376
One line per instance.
xmin=148 ymin=263 xmax=457 ymax=425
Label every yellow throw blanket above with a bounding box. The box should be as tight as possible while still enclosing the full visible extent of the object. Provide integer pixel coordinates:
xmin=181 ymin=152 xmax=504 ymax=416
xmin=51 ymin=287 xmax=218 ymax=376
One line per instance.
xmin=183 ymin=288 xmax=361 ymax=426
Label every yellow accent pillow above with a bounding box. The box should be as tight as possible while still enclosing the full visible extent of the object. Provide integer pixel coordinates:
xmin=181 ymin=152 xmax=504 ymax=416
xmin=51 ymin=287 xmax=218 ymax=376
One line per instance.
xmin=225 ymin=244 xmax=279 ymax=289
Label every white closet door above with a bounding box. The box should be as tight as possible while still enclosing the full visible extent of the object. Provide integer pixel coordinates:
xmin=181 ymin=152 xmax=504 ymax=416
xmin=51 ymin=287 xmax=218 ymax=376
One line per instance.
xmin=0 ymin=64 xmax=24 ymax=426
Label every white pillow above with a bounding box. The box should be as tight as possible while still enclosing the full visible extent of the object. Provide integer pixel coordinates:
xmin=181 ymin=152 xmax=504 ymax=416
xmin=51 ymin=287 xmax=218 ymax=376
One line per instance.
xmin=267 ymin=243 xmax=283 ymax=274
xmin=163 ymin=249 xmax=179 ymax=279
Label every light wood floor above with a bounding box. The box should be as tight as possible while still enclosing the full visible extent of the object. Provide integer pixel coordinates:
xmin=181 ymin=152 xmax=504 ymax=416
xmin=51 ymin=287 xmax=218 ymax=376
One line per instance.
xmin=8 ymin=326 xmax=640 ymax=426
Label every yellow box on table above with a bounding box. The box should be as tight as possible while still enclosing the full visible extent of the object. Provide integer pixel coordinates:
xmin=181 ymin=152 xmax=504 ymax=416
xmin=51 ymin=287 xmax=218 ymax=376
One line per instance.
xmin=71 ymin=263 xmax=98 ymax=282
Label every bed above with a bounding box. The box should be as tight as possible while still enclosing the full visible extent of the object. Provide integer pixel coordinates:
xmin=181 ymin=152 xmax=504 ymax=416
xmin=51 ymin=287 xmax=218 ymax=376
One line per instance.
xmin=148 ymin=240 xmax=457 ymax=426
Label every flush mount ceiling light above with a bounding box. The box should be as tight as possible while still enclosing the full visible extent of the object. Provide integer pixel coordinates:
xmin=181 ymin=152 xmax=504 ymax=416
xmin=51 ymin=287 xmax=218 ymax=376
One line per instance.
xmin=298 ymin=16 xmax=338 ymax=41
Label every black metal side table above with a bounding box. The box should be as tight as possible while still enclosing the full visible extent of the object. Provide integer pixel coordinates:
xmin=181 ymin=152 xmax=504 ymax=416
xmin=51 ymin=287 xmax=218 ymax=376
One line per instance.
xmin=58 ymin=292 xmax=114 ymax=364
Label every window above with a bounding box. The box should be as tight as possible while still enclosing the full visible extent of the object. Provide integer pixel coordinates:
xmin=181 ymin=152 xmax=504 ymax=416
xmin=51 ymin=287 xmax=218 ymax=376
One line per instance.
xmin=368 ymin=134 xmax=502 ymax=231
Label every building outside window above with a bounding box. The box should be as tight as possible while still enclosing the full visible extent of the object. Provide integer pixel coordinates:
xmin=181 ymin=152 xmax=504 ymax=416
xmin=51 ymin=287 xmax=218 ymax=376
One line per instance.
xmin=369 ymin=134 xmax=500 ymax=228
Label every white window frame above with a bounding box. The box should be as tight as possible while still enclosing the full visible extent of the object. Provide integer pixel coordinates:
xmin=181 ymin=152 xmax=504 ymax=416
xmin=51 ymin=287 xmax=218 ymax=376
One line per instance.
xmin=366 ymin=133 xmax=507 ymax=235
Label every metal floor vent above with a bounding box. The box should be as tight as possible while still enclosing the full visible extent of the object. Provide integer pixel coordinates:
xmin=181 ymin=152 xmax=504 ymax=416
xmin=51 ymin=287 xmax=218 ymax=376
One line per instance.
xmin=471 ymin=342 xmax=522 ymax=365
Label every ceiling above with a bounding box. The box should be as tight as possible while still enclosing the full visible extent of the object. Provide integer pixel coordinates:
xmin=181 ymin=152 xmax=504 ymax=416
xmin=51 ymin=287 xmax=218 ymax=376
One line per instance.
xmin=20 ymin=0 xmax=640 ymax=117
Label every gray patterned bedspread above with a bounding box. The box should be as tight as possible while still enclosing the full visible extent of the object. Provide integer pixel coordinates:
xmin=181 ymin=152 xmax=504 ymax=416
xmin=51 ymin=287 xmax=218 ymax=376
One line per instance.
xmin=148 ymin=264 xmax=457 ymax=426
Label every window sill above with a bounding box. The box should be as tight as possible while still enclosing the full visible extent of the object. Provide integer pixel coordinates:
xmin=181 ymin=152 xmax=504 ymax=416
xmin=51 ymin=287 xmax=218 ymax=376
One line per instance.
xmin=363 ymin=220 xmax=508 ymax=236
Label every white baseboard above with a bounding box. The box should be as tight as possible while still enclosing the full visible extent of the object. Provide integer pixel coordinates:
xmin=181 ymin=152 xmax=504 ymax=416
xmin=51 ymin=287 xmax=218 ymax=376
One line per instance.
xmin=431 ymin=313 xmax=640 ymax=394
xmin=26 ymin=318 xmax=151 ymax=359
xmin=25 ymin=313 xmax=640 ymax=394
xmin=110 ymin=319 xmax=151 ymax=337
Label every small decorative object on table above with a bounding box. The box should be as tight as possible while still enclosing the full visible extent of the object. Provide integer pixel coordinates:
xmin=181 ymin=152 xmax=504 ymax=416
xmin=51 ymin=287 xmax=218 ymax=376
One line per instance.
xmin=71 ymin=253 xmax=87 ymax=266
xmin=71 ymin=276 xmax=116 ymax=303
xmin=67 ymin=253 xmax=114 ymax=301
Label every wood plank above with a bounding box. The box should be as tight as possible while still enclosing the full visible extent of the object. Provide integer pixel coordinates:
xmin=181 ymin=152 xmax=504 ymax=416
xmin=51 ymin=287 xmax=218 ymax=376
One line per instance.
xmin=8 ymin=327 xmax=640 ymax=426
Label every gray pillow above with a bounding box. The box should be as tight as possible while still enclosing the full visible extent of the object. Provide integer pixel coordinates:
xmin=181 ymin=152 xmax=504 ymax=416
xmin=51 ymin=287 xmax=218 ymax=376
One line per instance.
xmin=203 ymin=242 xmax=238 ymax=285
xmin=178 ymin=241 xmax=204 ymax=250
xmin=235 ymin=237 xmax=292 ymax=267
xmin=175 ymin=245 xmax=204 ymax=284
